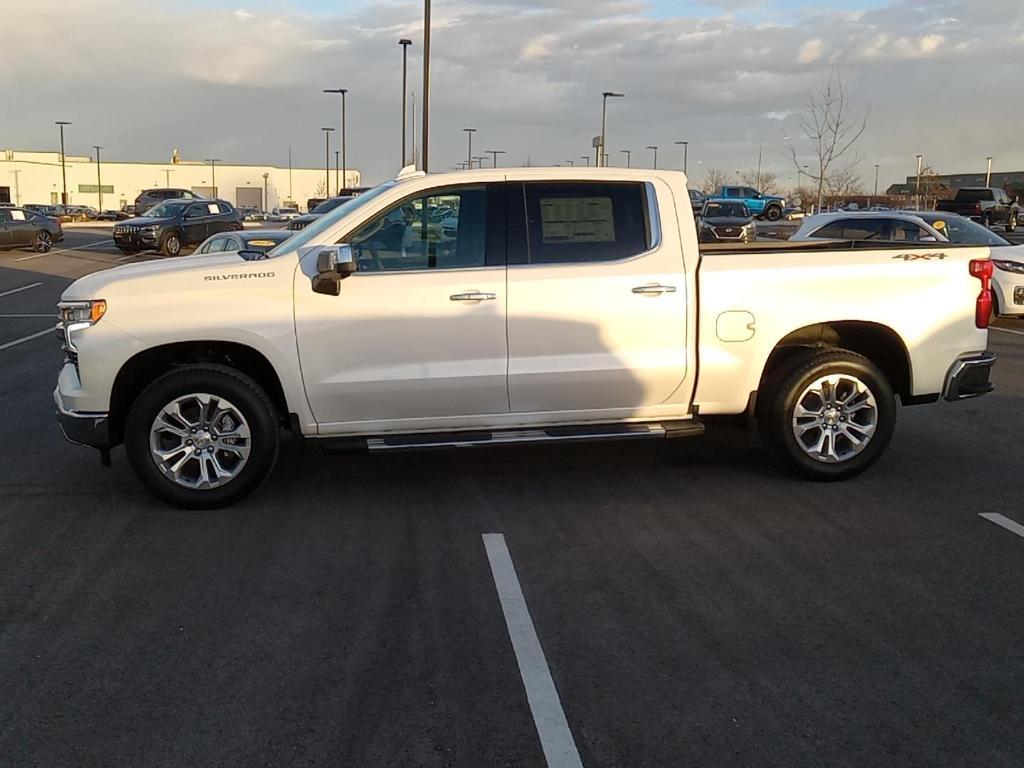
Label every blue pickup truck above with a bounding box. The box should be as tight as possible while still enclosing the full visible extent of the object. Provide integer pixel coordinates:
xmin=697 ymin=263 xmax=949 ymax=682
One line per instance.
xmin=717 ymin=186 xmax=786 ymax=221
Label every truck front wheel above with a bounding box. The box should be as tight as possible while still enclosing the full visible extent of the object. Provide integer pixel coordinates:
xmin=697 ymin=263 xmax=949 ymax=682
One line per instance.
xmin=764 ymin=205 xmax=782 ymax=222
xmin=125 ymin=364 xmax=280 ymax=509
xmin=761 ymin=350 xmax=896 ymax=481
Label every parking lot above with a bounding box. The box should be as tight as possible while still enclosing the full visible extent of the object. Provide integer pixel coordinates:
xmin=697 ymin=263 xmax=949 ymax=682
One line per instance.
xmin=2 ymin=234 xmax=1024 ymax=767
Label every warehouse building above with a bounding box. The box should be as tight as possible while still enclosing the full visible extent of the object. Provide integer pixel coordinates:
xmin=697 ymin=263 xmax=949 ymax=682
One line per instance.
xmin=0 ymin=148 xmax=361 ymax=213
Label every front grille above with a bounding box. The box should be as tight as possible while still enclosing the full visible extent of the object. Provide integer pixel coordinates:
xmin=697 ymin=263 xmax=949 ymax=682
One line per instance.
xmin=288 ymin=220 xmax=309 ymax=231
xmin=713 ymin=227 xmax=741 ymax=238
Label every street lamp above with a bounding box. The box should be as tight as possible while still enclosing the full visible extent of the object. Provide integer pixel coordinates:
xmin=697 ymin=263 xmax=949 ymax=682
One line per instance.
xmin=486 ymin=150 xmax=506 ymax=168
xmin=620 ymin=149 xmax=631 ymax=168
xmin=675 ymin=141 xmax=688 ymax=173
xmin=647 ymin=145 xmax=659 ymax=169
xmin=399 ymin=39 xmax=412 ymax=167
xmin=463 ymin=128 xmax=477 ymax=170
xmin=335 ymin=150 xmax=340 ymax=195
xmin=873 ymin=164 xmax=880 ymax=200
xmin=472 ymin=156 xmax=487 ymax=170
xmin=915 ymin=154 xmax=924 ymax=210
xmin=564 ymin=159 xmax=575 ymax=167
xmin=55 ymin=121 xmax=71 ymax=205
xmin=580 ymin=156 xmax=590 ymax=167
xmin=422 ymin=0 xmax=432 ymax=172
xmin=321 ymin=128 xmax=334 ymax=197
xmin=599 ymin=91 xmax=624 ymax=168
xmin=92 ymin=145 xmax=103 ymax=211
xmin=986 ymin=156 xmax=993 ymax=187
xmin=205 ymin=158 xmax=221 ymax=197
xmin=262 ymin=172 xmax=269 ymax=213
xmin=323 ymin=88 xmax=348 ymax=192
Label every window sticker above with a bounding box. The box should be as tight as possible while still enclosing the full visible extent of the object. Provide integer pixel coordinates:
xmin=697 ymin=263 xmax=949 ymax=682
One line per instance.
xmin=11 ymin=210 xmax=26 ymax=221
xmin=207 ymin=203 xmax=219 ymax=214
xmin=539 ymin=197 xmax=616 ymax=243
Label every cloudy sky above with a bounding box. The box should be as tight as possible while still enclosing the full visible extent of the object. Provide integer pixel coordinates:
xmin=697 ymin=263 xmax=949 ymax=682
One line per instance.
xmin=2 ymin=0 xmax=1022 ymax=189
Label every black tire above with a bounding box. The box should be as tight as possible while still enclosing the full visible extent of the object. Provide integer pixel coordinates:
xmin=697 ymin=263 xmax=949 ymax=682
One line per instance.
xmin=33 ymin=230 xmax=53 ymax=253
xmin=765 ymin=205 xmax=782 ymax=222
xmin=125 ymin=364 xmax=280 ymax=509
xmin=760 ymin=349 xmax=896 ymax=481
xmin=160 ymin=230 xmax=182 ymax=257
xmin=1006 ymin=211 xmax=1018 ymax=233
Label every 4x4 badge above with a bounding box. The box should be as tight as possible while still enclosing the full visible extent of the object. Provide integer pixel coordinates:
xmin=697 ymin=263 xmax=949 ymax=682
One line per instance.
xmin=892 ymin=253 xmax=948 ymax=261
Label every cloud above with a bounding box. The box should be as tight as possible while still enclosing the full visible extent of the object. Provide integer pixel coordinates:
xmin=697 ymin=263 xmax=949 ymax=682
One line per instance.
xmin=2 ymin=0 xmax=1024 ymax=188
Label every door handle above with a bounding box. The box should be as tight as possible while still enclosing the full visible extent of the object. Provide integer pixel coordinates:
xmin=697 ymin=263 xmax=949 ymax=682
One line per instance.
xmin=632 ymin=284 xmax=677 ymax=296
xmin=450 ymin=291 xmax=497 ymax=302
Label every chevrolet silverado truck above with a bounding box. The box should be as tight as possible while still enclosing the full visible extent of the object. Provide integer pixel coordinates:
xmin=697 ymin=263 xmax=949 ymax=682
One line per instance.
xmin=54 ymin=167 xmax=996 ymax=509
xmin=936 ymin=187 xmax=1019 ymax=232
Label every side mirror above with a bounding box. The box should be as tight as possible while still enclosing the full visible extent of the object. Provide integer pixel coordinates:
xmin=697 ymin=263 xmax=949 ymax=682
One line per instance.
xmin=312 ymin=244 xmax=356 ymax=296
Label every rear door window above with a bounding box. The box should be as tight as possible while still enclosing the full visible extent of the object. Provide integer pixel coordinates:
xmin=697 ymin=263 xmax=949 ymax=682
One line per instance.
xmin=513 ymin=182 xmax=650 ymax=264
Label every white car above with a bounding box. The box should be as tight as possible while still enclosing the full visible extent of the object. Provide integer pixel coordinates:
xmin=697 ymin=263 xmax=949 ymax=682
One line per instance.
xmin=791 ymin=210 xmax=1024 ymax=318
xmin=55 ymin=166 xmax=995 ymax=508
xmin=270 ymin=207 xmax=299 ymax=221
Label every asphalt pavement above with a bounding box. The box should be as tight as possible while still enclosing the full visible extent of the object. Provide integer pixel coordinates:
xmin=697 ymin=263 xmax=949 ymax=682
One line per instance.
xmin=1 ymin=234 xmax=1023 ymax=768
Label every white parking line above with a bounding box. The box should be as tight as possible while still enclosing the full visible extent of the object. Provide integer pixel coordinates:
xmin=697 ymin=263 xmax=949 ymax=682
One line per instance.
xmin=0 ymin=327 xmax=54 ymax=352
xmin=990 ymin=326 xmax=1024 ymax=338
xmin=483 ymin=533 xmax=584 ymax=768
xmin=0 ymin=282 xmax=43 ymax=299
xmin=14 ymin=238 xmax=114 ymax=262
xmin=0 ymin=314 xmax=52 ymax=318
xmin=979 ymin=513 xmax=1024 ymax=539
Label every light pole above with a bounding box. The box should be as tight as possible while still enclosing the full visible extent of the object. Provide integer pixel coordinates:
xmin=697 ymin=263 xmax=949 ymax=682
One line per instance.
xmin=621 ymin=149 xmax=631 ymax=168
xmin=873 ymin=164 xmax=880 ymax=201
xmin=321 ymin=128 xmax=334 ymax=197
xmin=647 ymin=145 xmax=659 ymax=169
xmin=323 ymin=88 xmax=348 ymax=192
xmin=463 ymin=128 xmax=477 ymax=170
xmin=915 ymin=154 xmax=924 ymax=210
xmin=581 ymin=156 xmax=590 ymax=167
xmin=262 ymin=172 xmax=269 ymax=212
xmin=335 ymin=150 xmax=340 ymax=195
xmin=93 ymin=145 xmax=103 ymax=211
xmin=11 ymin=170 xmax=20 ymax=206
xmin=986 ymin=156 xmax=993 ymax=187
xmin=399 ymin=39 xmax=412 ymax=167
xmin=675 ymin=141 xmax=688 ymax=173
xmin=599 ymin=91 xmax=624 ymax=168
xmin=55 ymin=121 xmax=71 ymax=206
xmin=487 ymin=150 xmax=506 ymax=168
xmin=422 ymin=0 xmax=431 ymax=172
xmin=205 ymin=158 xmax=221 ymax=197
xmin=564 ymin=159 xmax=575 ymax=167
xmin=164 ymin=169 xmax=173 ymax=188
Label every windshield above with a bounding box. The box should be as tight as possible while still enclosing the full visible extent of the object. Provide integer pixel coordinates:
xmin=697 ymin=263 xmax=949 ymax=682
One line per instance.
xmin=919 ymin=214 xmax=1011 ymax=246
xmin=311 ymin=196 xmax=352 ymax=214
xmin=703 ymin=202 xmax=748 ymax=218
xmin=268 ymin=181 xmax=398 ymax=257
xmin=142 ymin=201 xmax=187 ymax=218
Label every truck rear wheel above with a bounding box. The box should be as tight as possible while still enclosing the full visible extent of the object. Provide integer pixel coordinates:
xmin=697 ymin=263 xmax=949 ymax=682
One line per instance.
xmin=765 ymin=205 xmax=782 ymax=222
xmin=761 ymin=350 xmax=896 ymax=481
xmin=125 ymin=364 xmax=280 ymax=509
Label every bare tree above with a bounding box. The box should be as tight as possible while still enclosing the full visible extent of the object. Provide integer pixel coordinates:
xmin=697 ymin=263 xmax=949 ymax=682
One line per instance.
xmin=700 ymin=168 xmax=728 ymax=195
xmin=313 ymin=179 xmax=328 ymax=198
xmin=738 ymin=170 xmax=781 ymax=195
xmin=824 ymin=163 xmax=865 ymax=197
xmin=785 ymin=69 xmax=869 ymax=211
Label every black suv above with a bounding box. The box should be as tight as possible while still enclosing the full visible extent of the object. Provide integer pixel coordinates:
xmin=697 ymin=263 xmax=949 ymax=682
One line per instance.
xmin=113 ymin=199 xmax=242 ymax=257
xmin=133 ymin=188 xmax=203 ymax=216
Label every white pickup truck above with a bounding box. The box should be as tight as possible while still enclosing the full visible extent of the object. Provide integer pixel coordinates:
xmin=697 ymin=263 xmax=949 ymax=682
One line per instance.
xmin=54 ymin=167 xmax=996 ymax=508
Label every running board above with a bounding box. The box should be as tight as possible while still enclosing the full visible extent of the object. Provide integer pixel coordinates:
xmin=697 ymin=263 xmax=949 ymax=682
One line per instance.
xmin=321 ymin=420 xmax=704 ymax=454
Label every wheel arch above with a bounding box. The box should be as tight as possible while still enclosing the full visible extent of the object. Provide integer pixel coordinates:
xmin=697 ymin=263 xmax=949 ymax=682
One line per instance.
xmin=756 ymin=321 xmax=913 ymax=412
xmin=108 ymin=340 xmax=291 ymax=446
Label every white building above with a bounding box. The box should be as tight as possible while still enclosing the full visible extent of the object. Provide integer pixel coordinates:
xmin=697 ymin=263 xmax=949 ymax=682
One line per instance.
xmin=0 ymin=148 xmax=361 ymax=213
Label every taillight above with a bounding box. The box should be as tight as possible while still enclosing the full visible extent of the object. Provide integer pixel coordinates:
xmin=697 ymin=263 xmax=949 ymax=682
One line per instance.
xmin=970 ymin=259 xmax=993 ymax=329
xmin=974 ymin=203 xmax=982 ymax=214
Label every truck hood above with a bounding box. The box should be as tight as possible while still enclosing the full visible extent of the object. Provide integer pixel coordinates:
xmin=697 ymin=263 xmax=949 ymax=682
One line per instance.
xmin=60 ymin=252 xmax=254 ymax=301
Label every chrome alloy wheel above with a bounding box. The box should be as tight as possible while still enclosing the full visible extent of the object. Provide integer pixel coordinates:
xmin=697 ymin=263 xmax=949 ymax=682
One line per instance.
xmin=149 ymin=393 xmax=251 ymax=489
xmin=791 ymin=374 xmax=878 ymax=463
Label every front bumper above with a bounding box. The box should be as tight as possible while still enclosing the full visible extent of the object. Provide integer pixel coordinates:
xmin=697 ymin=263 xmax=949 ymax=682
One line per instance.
xmin=54 ymin=387 xmax=112 ymax=449
xmin=113 ymin=229 xmax=159 ymax=249
xmin=943 ymin=353 xmax=996 ymax=402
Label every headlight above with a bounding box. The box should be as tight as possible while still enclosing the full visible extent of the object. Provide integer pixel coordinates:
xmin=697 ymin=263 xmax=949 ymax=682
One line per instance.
xmin=992 ymin=259 xmax=1024 ymax=274
xmin=57 ymin=300 xmax=106 ymax=353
